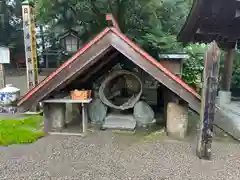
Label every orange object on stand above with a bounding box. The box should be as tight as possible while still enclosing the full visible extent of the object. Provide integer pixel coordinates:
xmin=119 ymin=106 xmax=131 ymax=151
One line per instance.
xmin=70 ymin=90 xmax=91 ymax=100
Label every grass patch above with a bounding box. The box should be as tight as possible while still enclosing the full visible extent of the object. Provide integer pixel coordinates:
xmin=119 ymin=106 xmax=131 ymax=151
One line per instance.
xmin=0 ymin=115 xmax=44 ymax=146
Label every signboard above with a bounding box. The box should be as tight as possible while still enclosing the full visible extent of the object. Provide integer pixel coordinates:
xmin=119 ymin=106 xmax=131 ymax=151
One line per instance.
xmin=0 ymin=46 xmax=10 ymax=64
xmin=197 ymin=41 xmax=220 ymax=160
xmin=22 ymin=1 xmax=38 ymax=90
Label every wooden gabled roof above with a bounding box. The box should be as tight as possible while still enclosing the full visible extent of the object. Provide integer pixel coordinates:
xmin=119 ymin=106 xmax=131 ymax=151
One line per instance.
xmin=178 ymin=0 xmax=240 ymax=48
xmin=18 ymin=27 xmax=201 ymax=113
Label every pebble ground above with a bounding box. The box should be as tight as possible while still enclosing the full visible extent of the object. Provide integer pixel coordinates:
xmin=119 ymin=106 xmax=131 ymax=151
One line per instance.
xmin=0 ymin=131 xmax=240 ymax=180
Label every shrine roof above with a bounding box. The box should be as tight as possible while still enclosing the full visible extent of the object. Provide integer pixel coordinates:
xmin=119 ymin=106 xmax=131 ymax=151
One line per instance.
xmin=18 ymin=27 xmax=201 ymax=113
xmin=178 ymin=0 xmax=240 ymax=48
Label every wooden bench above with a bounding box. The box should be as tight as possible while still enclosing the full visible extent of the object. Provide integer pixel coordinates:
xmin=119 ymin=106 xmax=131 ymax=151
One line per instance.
xmin=42 ymin=98 xmax=92 ymax=136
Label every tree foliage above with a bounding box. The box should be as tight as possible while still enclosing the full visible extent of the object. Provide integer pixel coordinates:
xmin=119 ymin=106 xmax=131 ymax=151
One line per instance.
xmin=0 ymin=0 xmax=212 ymax=90
xmin=182 ymin=44 xmax=206 ymax=89
xmin=0 ymin=0 xmax=24 ymax=54
xmin=35 ymin=0 xmax=192 ymax=53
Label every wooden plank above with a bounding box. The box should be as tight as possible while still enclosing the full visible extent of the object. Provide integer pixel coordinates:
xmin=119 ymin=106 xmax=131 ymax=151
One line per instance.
xmin=18 ymin=28 xmax=200 ymax=114
xmin=110 ymin=28 xmax=200 ymax=99
xmin=43 ymin=98 xmax=92 ymax=104
xmin=196 ymin=41 xmax=221 ymax=160
xmin=56 ymin=47 xmax=114 ymax=91
xmin=49 ymin=132 xmax=85 ymax=137
xmin=82 ymin=103 xmax=88 ymax=136
xmin=221 ymin=47 xmax=236 ymax=91
xmin=18 ymin=28 xmax=111 ymax=107
xmin=18 ymin=34 xmax=112 ymax=112
xmin=106 ymin=14 xmax=121 ymax=32
xmin=43 ymin=103 xmax=52 ymax=134
xmin=110 ymin=32 xmax=200 ymax=113
xmin=79 ymin=51 xmax=119 ymax=83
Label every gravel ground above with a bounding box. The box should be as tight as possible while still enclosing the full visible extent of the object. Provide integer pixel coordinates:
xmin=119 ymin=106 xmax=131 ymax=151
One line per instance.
xmin=0 ymin=131 xmax=240 ymax=180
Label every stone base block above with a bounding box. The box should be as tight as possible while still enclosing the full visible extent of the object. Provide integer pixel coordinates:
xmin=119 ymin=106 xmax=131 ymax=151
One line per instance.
xmin=166 ymin=102 xmax=188 ymax=139
xmin=65 ymin=103 xmax=81 ymax=125
xmin=44 ymin=103 xmax=66 ymax=132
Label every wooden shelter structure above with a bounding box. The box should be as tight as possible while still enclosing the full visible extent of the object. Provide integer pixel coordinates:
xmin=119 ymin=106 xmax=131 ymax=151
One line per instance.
xmin=17 ymin=18 xmax=201 ymax=114
xmin=178 ymin=0 xmax=240 ymax=95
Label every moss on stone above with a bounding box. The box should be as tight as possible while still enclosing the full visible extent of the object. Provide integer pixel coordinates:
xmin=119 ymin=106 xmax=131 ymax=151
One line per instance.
xmin=0 ymin=115 xmax=44 ymax=146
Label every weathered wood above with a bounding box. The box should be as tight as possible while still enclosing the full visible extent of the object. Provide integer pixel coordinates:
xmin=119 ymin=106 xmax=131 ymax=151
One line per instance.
xmin=106 ymin=14 xmax=121 ymax=32
xmin=18 ymin=28 xmax=200 ymax=115
xmin=82 ymin=103 xmax=88 ymax=136
xmin=178 ymin=0 xmax=240 ymax=49
xmin=43 ymin=103 xmax=51 ymax=134
xmin=43 ymin=99 xmax=92 ymax=103
xmin=197 ymin=41 xmax=221 ymax=160
xmin=110 ymin=33 xmax=200 ymax=113
xmin=18 ymin=33 xmax=112 ymax=112
xmin=221 ymin=47 xmax=236 ymax=91
xmin=58 ymin=47 xmax=115 ymax=91
xmin=49 ymin=132 xmax=85 ymax=136
xmin=79 ymin=51 xmax=119 ymax=83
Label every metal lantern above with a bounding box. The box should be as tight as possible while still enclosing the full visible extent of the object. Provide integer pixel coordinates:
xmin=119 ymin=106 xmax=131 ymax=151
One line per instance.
xmin=59 ymin=30 xmax=81 ymax=53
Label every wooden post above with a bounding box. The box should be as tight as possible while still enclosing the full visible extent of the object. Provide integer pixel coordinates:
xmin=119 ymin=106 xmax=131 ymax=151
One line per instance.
xmin=82 ymin=103 xmax=88 ymax=136
xmin=196 ymin=41 xmax=220 ymax=160
xmin=106 ymin=14 xmax=121 ymax=32
xmin=221 ymin=47 xmax=236 ymax=91
xmin=22 ymin=1 xmax=38 ymax=90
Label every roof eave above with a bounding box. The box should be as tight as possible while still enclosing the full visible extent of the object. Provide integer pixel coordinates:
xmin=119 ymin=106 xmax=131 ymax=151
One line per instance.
xmin=177 ymin=0 xmax=204 ymax=44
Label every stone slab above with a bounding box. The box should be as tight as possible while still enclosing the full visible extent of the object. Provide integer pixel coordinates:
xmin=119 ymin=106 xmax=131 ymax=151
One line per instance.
xmin=215 ymin=102 xmax=240 ymax=141
xmin=103 ymin=114 xmax=136 ymax=130
xmin=43 ymin=98 xmax=92 ymax=104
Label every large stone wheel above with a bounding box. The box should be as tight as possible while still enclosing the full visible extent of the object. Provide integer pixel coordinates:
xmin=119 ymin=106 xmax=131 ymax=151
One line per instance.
xmin=99 ymin=70 xmax=143 ymax=110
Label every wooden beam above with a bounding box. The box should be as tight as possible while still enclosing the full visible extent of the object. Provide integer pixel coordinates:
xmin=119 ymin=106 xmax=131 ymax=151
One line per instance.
xmin=110 ymin=33 xmax=200 ymax=113
xmin=106 ymin=14 xmax=121 ymax=32
xmin=55 ymin=47 xmax=113 ymax=92
xmin=80 ymin=51 xmax=119 ymax=83
xmin=18 ymin=34 xmax=112 ymax=112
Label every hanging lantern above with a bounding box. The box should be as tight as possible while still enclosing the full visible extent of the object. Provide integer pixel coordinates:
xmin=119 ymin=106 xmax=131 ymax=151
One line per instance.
xmin=59 ymin=30 xmax=81 ymax=53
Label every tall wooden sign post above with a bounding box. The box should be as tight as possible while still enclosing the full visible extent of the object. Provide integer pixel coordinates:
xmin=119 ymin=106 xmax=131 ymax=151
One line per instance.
xmin=196 ymin=41 xmax=221 ymax=160
xmin=22 ymin=0 xmax=38 ymax=90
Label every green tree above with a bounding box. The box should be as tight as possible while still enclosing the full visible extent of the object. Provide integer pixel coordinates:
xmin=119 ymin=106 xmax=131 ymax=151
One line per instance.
xmin=182 ymin=44 xmax=206 ymax=89
xmin=36 ymin=0 xmax=192 ymax=53
xmin=0 ymin=0 xmax=24 ymax=58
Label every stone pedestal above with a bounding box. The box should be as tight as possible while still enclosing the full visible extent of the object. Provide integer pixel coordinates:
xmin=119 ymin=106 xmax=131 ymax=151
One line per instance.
xmin=218 ymin=91 xmax=231 ymax=106
xmin=44 ymin=103 xmax=66 ymax=132
xmin=65 ymin=103 xmax=81 ymax=125
xmin=166 ymin=102 xmax=188 ymax=139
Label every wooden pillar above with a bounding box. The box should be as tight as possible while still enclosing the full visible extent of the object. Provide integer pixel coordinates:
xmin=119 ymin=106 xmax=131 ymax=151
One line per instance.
xmin=0 ymin=64 xmax=5 ymax=89
xmin=221 ymin=48 xmax=236 ymax=91
xmin=82 ymin=103 xmax=88 ymax=136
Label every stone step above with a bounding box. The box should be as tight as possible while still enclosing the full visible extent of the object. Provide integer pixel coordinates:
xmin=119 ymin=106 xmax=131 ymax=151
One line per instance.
xmin=102 ymin=113 xmax=136 ymax=130
xmin=215 ymin=101 xmax=240 ymax=141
